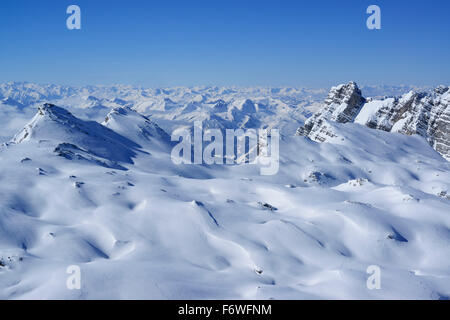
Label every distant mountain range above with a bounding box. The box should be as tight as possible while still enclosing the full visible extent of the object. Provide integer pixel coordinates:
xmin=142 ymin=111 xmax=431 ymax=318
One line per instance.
xmin=0 ymin=82 xmax=438 ymax=138
xmin=1 ymin=81 xmax=448 ymax=163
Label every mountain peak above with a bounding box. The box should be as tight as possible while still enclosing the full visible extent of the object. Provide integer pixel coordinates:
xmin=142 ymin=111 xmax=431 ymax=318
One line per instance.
xmin=39 ymin=102 xmax=57 ymax=111
xmin=297 ymin=84 xmax=450 ymax=161
xmin=12 ymin=104 xmax=142 ymax=169
xmin=113 ymin=105 xmax=132 ymax=114
xmin=37 ymin=103 xmax=76 ymax=121
xmin=13 ymin=103 xmax=79 ymax=144
xmin=103 ymin=106 xmax=171 ymax=151
xmin=296 ymin=81 xmax=366 ymax=139
xmin=325 ymin=82 xmax=365 ymax=117
xmin=434 ymin=85 xmax=449 ymax=95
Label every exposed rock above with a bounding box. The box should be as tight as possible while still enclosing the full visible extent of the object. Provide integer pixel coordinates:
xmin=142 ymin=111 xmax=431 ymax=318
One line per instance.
xmin=303 ymin=171 xmax=336 ymax=185
xmin=297 ymin=82 xmax=366 ymax=142
xmin=73 ymin=181 xmax=85 ymax=188
xmin=258 ymin=202 xmax=278 ymax=211
xmin=387 ymin=228 xmax=408 ymax=242
xmin=297 ymin=83 xmax=450 ymax=161
xmin=347 ymin=178 xmax=368 ymax=186
xmin=438 ymin=191 xmax=450 ymax=200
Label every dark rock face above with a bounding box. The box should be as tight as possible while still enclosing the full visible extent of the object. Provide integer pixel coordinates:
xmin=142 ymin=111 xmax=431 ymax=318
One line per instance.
xmin=297 ymin=82 xmax=366 ymax=142
xmin=426 ymin=87 xmax=450 ymax=160
xmin=297 ymin=83 xmax=450 ymax=161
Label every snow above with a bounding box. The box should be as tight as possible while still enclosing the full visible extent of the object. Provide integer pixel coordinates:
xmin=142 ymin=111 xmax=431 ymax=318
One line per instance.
xmin=0 ymin=83 xmax=449 ymax=300
xmin=354 ymin=98 xmax=395 ymax=125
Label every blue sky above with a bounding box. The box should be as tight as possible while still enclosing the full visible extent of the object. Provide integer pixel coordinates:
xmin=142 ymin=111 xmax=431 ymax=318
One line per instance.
xmin=0 ymin=0 xmax=449 ymax=87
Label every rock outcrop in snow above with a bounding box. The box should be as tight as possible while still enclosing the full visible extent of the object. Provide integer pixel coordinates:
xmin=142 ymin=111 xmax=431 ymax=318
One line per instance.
xmin=297 ymin=82 xmax=450 ymax=160
xmin=296 ymin=82 xmax=366 ymax=142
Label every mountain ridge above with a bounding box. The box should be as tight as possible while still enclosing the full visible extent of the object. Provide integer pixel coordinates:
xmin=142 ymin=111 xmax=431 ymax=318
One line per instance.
xmin=12 ymin=103 xmax=144 ymax=169
xmin=297 ymin=82 xmax=450 ymax=161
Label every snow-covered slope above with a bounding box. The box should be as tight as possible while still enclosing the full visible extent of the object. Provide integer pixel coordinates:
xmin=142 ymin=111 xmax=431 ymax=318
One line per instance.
xmin=103 ymin=106 xmax=172 ymax=152
xmin=0 ymin=100 xmax=449 ymax=299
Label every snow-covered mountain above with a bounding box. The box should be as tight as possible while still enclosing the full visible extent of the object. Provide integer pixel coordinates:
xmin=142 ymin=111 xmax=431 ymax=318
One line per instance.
xmin=0 ymin=83 xmax=449 ymax=300
xmin=297 ymin=82 xmax=450 ymax=161
xmin=103 ymin=106 xmax=172 ymax=152
xmin=0 ymin=82 xmax=327 ymax=136
xmin=12 ymin=103 xmax=144 ymax=170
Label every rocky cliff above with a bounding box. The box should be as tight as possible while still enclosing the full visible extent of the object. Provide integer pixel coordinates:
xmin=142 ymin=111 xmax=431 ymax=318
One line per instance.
xmin=297 ymin=82 xmax=450 ymax=160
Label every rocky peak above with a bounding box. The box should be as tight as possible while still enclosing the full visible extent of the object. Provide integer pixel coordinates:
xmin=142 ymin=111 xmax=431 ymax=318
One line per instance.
xmin=297 ymin=83 xmax=450 ymax=161
xmin=296 ymin=82 xmax=366 ymax=141
xmin=37 ymin=103 xmax=76 ymax=120
xmin=12 ymin=104 xmax=79 ymax=144
xmin=434 ymin=85 xmax=449 ymax=95
xmin=324 ymin=82 xmax=365 ymax=122
xmin=104 ymin=105 xmax=134 ymax=119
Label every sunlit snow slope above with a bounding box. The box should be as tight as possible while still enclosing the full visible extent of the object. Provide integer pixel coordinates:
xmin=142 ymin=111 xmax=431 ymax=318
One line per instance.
xmin=0 ymin=83 xmax=449 ymax=300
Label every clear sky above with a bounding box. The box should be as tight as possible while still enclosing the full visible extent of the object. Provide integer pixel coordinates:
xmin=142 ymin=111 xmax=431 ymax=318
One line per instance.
xmin=0 ymin=0 xmax=449 ymax=87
